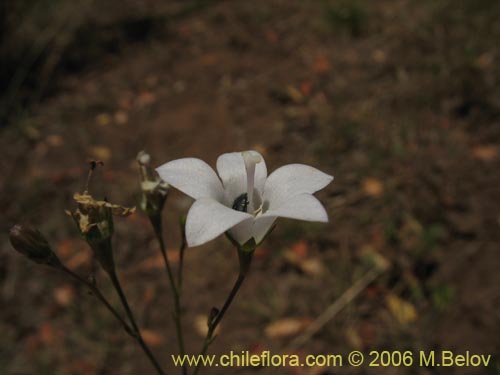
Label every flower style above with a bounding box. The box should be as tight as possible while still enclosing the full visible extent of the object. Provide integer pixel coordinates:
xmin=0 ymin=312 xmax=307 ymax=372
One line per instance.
xmin=156 ymin=151 xmax=333 ymax=247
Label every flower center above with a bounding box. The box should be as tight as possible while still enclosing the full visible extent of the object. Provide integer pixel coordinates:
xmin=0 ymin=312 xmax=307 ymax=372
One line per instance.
xmin=232 ymin=193 xmax=249 ymax=212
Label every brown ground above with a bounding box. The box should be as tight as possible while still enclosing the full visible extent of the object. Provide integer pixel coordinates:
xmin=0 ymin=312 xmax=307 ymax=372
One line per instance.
xmin=1 ymin=0 xmax=500 ymax=374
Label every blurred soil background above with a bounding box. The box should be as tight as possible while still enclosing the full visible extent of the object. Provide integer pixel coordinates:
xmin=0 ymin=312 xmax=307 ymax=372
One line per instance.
xmin=1 ymin=0 xmax=500 ymax=374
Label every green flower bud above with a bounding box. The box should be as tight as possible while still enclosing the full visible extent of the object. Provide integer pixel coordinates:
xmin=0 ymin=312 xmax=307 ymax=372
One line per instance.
xmin=9 ymin=224 xmax=62 ymax=268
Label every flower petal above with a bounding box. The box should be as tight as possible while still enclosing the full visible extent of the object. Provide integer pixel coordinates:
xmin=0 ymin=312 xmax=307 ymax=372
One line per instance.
xmin=216 ymin=151 xmax=267 ymax=205
xmin=262 ymin=193 xmax=329 ymax=222
xmin=228 ymin=218 xmax=254 ymax=245
xmin=263 ymin=164 xmax=333 ymax=209
xmin=253 ymin=215 xmax=277 ymax=244
xmin=156 ymin=158 xmax=223 ymax=200
xmin=185 ymin=198 xmax=252 ymax=247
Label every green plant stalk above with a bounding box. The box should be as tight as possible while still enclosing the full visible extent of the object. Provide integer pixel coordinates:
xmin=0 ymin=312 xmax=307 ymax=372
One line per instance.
xmin=151 ymin=216 xmax=187 ymax=375
xmin=193 ymin=248 xmax=253 ymax=375
xmin=108 ymin=269 xmax=166 ymax=375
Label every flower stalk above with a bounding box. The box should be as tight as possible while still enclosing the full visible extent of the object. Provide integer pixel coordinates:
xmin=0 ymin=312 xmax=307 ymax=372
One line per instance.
xmin=137 ymin=151 xmax=187 ymax=374
xmin=106 ymin=268 xmax=166 ymax=375
xmin=151 ymin=217 xmax=187 ymax=375
xmin=9 ymin=223 xmax=165 ymax=375
xmin=193 ymin=246 xmax=254 ymax=375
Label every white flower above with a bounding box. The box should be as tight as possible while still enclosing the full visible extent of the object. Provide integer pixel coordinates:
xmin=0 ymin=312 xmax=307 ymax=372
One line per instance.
xmin=156 ymin=151 xmax=333 ymax=247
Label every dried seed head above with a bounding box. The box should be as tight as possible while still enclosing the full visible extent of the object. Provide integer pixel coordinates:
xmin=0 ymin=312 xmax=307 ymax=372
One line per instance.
xmin=67 ymin=192 xmax=135 ymax=274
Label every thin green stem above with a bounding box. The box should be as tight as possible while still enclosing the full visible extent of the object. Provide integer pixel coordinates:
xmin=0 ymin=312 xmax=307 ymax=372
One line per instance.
xmin=108 ymin=270 xmax=166 ymax=375
xmin=193 ymin=249 xmax=253 ymax=375
xmin=152 ymin=218 xmax=187 ymax=375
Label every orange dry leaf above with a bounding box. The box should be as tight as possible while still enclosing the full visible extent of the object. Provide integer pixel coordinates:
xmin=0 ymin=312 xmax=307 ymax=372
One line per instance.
xmin=299 ymin=81 xmax=313 ymax=97
xmin=284 ymin=241 xmax=324 ymax=276
xmin=362 ymin=178 xmax=384 ymax=197
xmin=264 ymin=318 xmax=311 ymax=339
xmin=142 ymin=285 xmax=157 ymax=305
xmin=39 ymin=322 xmax=56 ymax=344
xmin=114 ymin=111 xmax=128 ymax=125
xmin=254 ymin=246 xmax=270 ymax=260
xmin=65 ymin=251 xmax=92 ymax=269
xmin=265 ymin=30 xmax=279 ymax=44
xmin=53 ymin=285 xmax=76 ymax=307
xmin=200 ymin=53 xmax=219 ymax=66
xmin=57 ymin=239 xmax=92 ymax=269
xmin=313 ymin=55 xmax=331 ymax=74
xmin=298 ymin=258 xmax=325 ymax=276
xmin=96 ymin=113 xmax=112 ymax=126
xmin=291 ymin=240 xmax=309 ymax=259
xmin=471 ymin=145 xmax=498 ymax=161
xmin=46 ymin=134 xmax=64 ymax=147
xmin=89 ymin=146 xmax=112 ymax=161
xmin=286 ymin=86 xmax=304 ymax=103
xmin=141 ymin=330 xmax=163 ymax=347
xmin=135 ymin=251 xmax=179 ymax=272
xmin=137 ymin=91 xmax=157 ymax=107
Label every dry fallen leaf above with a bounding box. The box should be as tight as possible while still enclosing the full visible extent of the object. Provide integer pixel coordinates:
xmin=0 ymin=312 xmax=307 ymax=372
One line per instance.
xmin=53 ymin=285 xmax=76 ymax=307
xmin=137 ymin=91 xmax=157 ymax=107
xmin=265 ymin=29 xmax=279 ymax=44
xmin=313 ymin=55 xmax=331 ymax=74
xmin=284 ymin=241 xmax=324 ymax=276
xmin=134 ymin=251 xmax=179 ymax=273
xmin=65 ymin=250 xmax=92 ymax=270
xmin=114 ymin=111 xmax=128 ymax=125
xmin=141 ymin=285 xmax=157 ymax=306
xmin=96 ymin=113 xmax=112 ymax=126
xmin=264 ymin=318 xmax=311 ymax=339
xmin=89 ymin=146 xmax=112 ymax=161
xmin=291 ymin=240 xmax=309 ymax=259
xmin=471 ymin=145 xmax=498 ymax=161
xmin=298 ymin=258 xmax=325 ymax=277
xmin=254 ymin=246 xmax=271 ymax=260
xmin=371 ymin=49 xmax=387 ymax=63
xmin=57 ymin=239 xmax=92 ymax=269
xmin=386 ymin=293 xmax=417 ymax=324
xmin=141 ymin=329 xmax=163 ymax=347
xmin=39 ymin=322 xmax=56 ymax=344
xmin=286 ymin=86 xmax=304 ymax=104
xmin=362 ymin=178 xmax=384 ymax=197
xmin=299 ymin=81 xmax=313 ymax=97
xmin=46 ymin=134 xmax=64 ymax=147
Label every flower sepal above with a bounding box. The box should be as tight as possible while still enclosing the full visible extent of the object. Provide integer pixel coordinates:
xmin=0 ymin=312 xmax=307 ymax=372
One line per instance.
xmin=225 ymin=233 xmax=257 ymax=253
xmin=137 ymin=151 xmax=169 ymax=220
